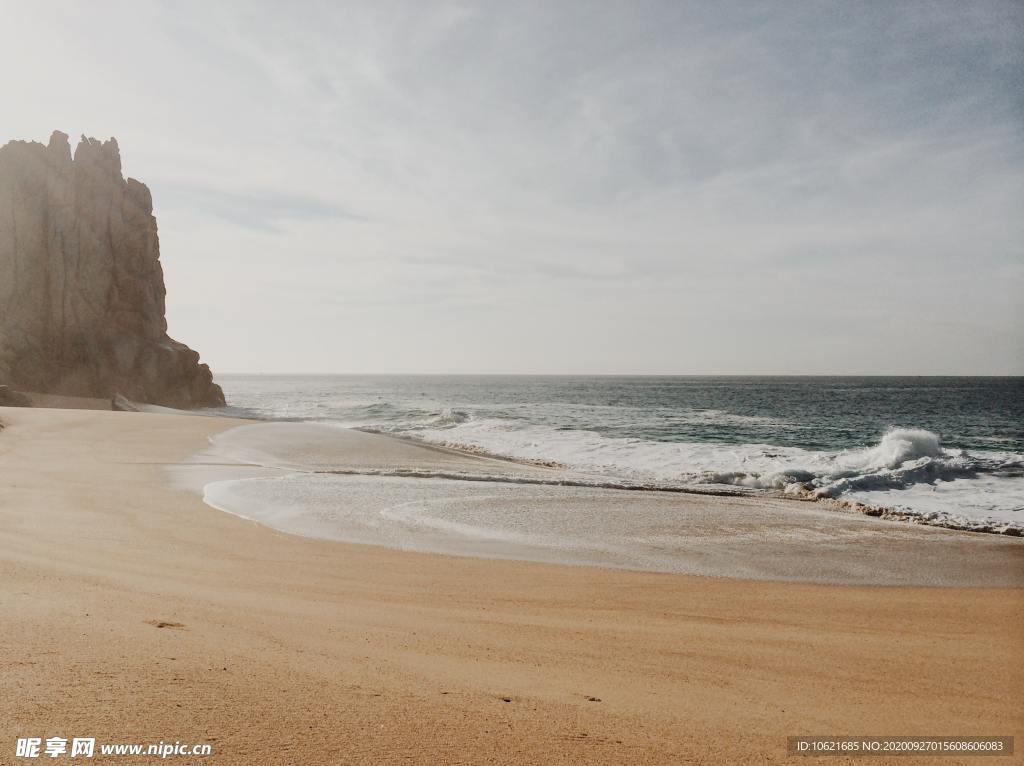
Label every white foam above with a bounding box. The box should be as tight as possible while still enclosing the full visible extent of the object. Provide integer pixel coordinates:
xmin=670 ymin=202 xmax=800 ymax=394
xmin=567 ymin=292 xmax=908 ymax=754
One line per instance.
xmin=390 ymin=422 xmax=1024 ymax=534
xmin=200 ymin=412 xmax=1024 ymax=535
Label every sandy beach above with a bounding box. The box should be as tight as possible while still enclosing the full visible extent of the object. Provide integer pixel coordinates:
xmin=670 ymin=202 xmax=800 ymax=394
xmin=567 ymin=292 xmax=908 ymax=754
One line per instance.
xmin=2 ymin=406 xmax=1023 ymax=765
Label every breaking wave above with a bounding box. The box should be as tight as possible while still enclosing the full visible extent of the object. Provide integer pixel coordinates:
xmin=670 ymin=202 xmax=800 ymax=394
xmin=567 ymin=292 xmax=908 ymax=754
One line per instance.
xmin=706 ymin=428 xmax=973 ymax=494
xmin=205 ymin=376 xmax=1024 ymax=537
xmin=369 ymin=418 xmax=1024 ymax=534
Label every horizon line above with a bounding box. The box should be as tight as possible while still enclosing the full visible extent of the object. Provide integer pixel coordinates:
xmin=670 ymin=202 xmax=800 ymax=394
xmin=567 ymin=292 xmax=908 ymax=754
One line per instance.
xmin=213 ymin=372 xmax=1024 ymax=378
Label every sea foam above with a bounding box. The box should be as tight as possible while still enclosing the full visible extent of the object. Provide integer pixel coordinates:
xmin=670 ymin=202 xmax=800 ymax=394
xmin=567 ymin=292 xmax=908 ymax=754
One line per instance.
xmin=207 ymin=376 xmax=1024 ymax=536
xmin=386 ymin=420 xmax=1023 ymax=534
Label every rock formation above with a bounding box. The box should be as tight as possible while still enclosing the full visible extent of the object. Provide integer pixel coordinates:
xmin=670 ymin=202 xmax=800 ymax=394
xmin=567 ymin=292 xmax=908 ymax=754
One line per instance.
xmin=0 ymin=131 xmax=224 ymax=408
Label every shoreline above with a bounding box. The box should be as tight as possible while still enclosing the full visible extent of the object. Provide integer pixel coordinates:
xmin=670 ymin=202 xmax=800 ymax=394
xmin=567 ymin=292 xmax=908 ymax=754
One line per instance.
xmin=2 ymin=406 xmax=1022 ymax=763
xmin=197 ymin=476 xmax=1024 ymax=586
xmin=193 ymin=403 xmax=1024 ymax=538
xmin=383 ymin=432 xmax=1024 ymax=537
xmin=172 ymin=419 xmax=1024 ymax=584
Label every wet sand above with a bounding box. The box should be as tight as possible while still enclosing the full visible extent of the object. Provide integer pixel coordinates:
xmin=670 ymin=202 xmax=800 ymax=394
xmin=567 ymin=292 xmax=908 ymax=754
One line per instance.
xmin=178 ymin=420 xmax=1024 ymax=585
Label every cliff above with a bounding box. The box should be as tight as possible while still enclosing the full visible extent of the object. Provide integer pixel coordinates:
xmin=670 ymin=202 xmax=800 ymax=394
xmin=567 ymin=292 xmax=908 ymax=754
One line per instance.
xmin=0 ymin=131 xmax=224 ymax=408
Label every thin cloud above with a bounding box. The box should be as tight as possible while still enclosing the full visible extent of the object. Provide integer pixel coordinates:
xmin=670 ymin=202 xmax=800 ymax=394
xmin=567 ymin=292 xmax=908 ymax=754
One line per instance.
xmin=154 ymin=181 xmax=366 ymax=232
xmin=1 ymin=0 xmax=1020 ymax=373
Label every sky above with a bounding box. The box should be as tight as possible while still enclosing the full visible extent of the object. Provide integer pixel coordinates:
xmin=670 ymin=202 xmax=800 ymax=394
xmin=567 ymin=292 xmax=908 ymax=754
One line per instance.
xmin=2 ymin=0 xmax=1022 ymax=374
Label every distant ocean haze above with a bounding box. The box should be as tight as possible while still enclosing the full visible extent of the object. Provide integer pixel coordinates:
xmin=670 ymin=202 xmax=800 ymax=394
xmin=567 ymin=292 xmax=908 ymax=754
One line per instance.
xmin=210 ymin=375 xmax=1024 ymax=533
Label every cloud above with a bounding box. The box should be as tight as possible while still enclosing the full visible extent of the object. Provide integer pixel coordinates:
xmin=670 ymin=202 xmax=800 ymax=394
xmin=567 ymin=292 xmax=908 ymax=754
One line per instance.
xmin=1 ymin=0 xmax=1021 ymax=372
xmin=153 ymin=182 xmax=366 ymax=232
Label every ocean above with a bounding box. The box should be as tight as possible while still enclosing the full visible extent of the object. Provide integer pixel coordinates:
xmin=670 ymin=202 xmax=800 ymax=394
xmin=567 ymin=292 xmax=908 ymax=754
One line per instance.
xmin=209 ymin=375 xmax=1024 ymax=534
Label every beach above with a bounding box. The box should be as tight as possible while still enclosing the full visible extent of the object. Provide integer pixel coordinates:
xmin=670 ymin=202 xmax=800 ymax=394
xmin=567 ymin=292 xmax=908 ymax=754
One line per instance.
xmin=2 ymin=406 xmax=1023 ymax=764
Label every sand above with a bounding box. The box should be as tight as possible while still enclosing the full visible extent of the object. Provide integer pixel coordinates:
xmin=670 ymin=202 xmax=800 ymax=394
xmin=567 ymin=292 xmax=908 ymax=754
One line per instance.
xmin=1 ymin=406 xmax=1022 ymax=765
xmin=22 ymin=392 xmax=113 ymax=409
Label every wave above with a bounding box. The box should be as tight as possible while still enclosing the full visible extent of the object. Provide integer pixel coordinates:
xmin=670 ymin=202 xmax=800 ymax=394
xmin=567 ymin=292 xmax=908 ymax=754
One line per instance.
xmin=424 ymin=407 xmax=471 ymax=426
xmin=207 ymin=385 xmax=1024 ymax=535
xmin=705 ymin=428 xmax=975 ymax=495
xmin=380 ymin=419 xmax=1023 ymax=534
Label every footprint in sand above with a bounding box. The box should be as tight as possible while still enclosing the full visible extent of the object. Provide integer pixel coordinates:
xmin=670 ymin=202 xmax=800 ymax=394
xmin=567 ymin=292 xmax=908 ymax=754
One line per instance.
xmin=145 ymin=620 xmax=186 ymax=630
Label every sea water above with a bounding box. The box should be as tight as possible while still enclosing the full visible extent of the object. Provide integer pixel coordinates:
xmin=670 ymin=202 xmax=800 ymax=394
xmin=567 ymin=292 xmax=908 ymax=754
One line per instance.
xmin=208 ymin=375 xmax=1024 ymax=534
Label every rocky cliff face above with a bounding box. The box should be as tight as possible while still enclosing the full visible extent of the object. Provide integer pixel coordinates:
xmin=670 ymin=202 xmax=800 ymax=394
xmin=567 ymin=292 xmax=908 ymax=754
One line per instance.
xmin=0 ymin=131 xmax=224 ymax=408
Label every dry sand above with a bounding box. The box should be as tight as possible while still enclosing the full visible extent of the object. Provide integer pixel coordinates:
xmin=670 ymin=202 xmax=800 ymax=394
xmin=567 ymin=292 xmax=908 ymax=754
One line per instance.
xmin=21 ymin=392 xmax=113 ymax=410
xmin=1 ymin=406 xmax=1022 ymax=765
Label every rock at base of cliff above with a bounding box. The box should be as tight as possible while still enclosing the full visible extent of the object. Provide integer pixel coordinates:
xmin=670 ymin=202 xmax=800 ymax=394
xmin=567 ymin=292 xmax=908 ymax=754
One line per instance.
xmin=0 ymin=385 xmax=32 ymax=407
